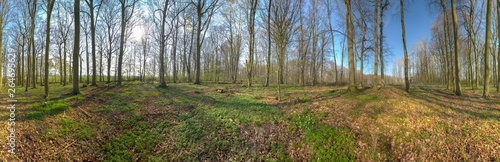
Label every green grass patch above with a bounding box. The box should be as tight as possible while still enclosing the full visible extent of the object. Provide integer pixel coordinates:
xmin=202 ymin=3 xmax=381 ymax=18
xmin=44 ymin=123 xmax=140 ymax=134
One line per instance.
xmin=26 ymin=95 xmax=81 ymax=120
xmin=291 ymin=110 xmax=357 ymax=161
xmin=172 ymin=108 xmax=241 ymax=161
xmin=43 ymin=116 xmax=97 ymax=141
xmin=209 ymin=94 xmax=283 ymax=125
xmin=103 ymin=120 xmax=168 ymax=161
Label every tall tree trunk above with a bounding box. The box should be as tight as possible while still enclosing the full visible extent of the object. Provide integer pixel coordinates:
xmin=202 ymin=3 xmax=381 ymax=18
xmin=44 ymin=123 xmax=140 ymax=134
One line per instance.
xmin=373 ymin=0 xmax=379 ymax=88
xmin=497 ymin=0 xmax=500 ymax=93
xmin=89 ymin=0 xmax=97 ymax=86
xmin=30 ymin=0 xmax=36 ymax=89
xmin=265 ymin=0 xmax=272 ymax=87
xmin=247 ymin=0 xmax=257 ymax=87
xmin=400 ymin=0 xmax=410 ymax=92
xmin=73 ymin=0 xmax=81 ymax=94
xmin=345 ymin=0 xmax=356 ymax=92
xmin=85 ymin=29 xmax=90 ymax=84
xmin=379 ymin=0 xmax=387 ymax=87
xmin=44 ymin=0 xmax=55 ymax=98
xmin=451 ymin=0 xmax=462 ymax=95
xmin=195 ymin=6 xmax=202 ymax=84
xmin=159 ymin=1 xmax=168 ymax=87
xmin=483 ymin=0 xmax=492 ymax=98
xmin=173 ymin=20 xmax=179 ymax=83
xmin=118 ymin=3 xmax=125 ymax=86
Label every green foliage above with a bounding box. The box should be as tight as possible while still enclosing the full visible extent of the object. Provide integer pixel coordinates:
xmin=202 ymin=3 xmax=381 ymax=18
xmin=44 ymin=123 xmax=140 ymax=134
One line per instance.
xmin=291 ymin=110 xmax=357 ymax=161
xmin=103 ymin=121 xmax=166 ymax=162
xmin=27 ymin=98 xmax=73 ymax=120
xmin=42 ymin=116 xmax=97 ymax=141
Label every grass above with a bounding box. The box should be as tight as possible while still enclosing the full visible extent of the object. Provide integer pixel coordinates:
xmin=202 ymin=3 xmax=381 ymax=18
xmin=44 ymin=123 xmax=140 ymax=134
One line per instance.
xmin=3 ymin=82 xmax=499 ymax=161
xmin=291 ymin=110 xmax=357 ymax=161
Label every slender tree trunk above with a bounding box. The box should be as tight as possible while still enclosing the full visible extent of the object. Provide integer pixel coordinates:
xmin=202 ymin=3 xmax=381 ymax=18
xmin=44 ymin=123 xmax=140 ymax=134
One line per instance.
xmin=44 ymin=0 xmax=55 ymax=98
xmin=30 ymin=0 xmax=36 ymax=89
xmin=483 ymin=0 xmax=492 ymax=98
xmin=265 ymin=0 xmax=272 ymax=87
xmin=373 ymin=0 xmax=379 ymax=88
xmin=451 ymin=0 xmax=462 ymax=95
xmin=72 ymin=0 xmax=80 ymax=94
xmin=195 ymin=6 xmax=202 ymax=84
xmin=401 ymin=0 xmax=410 ymax=92
xmin=379 ymin=0 xmax=387 ymax=87
xmin=247 ymin=0 xmax=257 ymax=87
xmin=497 ymin=0 xmax=500 ymax=93
xmin=346 ymin=0 xmax=356 ymax=92
xmin=173 ymin=20 xmax=179 ymax=83
xmin=159 ymin=1 xmax=168 ymax=87
xmin=90 ymin=0 xmax=97 ymax=86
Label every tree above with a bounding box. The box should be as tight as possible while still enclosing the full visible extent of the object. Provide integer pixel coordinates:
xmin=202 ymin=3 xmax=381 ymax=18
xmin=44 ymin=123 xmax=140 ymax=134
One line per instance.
xmin=483 ymin=0 xmax=492 ymax=98
xmin=0 ymin=0 xmax=11 ymax=88
xmin=324 ymin=0 xmax=337 ymax=84
xmin=117 ymin=0 xmax=139 ymax=86
xmin=25 ymin=0 xmax=37 ymax=91
xmin=270 ymin=0 xmax=297 ymax=99
xmin=101 ymin=0 xmax=119 ymax=83
xmin=451 ymin=0 xmax=462 ymax=95
xmin=157 ymin=0 xmax=170 ymax=87
xmin=345 ymin=0 xmax=356 ymax=92
xmin=72 ymin=0 xmax=80 ymax=95
xmin=400 ymin=0 xmax=410 ymax=93
xmin=191 ymin=0 xmax=219 ymax=84
xmin=84 ymin=0 xmax=102 ymax=86
xmin=497 ymin=0 xmax=500 ymax=93
xmin=379 ymin=0 xmax=389 ymax=87
xmin=246 ymin=0 xmax=258 ymax=87
xmin=373 ymin=0 xmax=379 ymax=88
xmin=265 ymin=0 xmax=272 ymax=87
xmin=44 ymin=0 xmax=56 ymax=98
xmin=354 ymin=0 xmax=369 ymax=88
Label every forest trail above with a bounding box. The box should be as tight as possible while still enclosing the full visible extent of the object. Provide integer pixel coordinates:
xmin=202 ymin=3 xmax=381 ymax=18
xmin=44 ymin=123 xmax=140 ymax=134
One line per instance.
xmin=0 ymin=82 xmax=499 ymax=161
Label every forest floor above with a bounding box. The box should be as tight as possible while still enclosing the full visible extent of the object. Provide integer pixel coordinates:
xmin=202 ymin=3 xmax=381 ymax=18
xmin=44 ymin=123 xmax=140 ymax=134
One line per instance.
xmin=0 ymin=81 xmax=499 ymax=161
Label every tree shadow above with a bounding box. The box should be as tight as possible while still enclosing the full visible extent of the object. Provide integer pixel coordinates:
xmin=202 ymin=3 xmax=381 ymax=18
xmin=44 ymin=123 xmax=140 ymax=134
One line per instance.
xmin=411 ymin=90 xmax=500 ymax=120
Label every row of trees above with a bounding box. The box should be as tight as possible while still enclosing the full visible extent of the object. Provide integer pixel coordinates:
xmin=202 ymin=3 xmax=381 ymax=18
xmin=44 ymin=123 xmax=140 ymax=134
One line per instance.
xmin=0 ymin=0 xmax=498 ymax=99
xmin=392 ymin=0 xmax=500 ymax=98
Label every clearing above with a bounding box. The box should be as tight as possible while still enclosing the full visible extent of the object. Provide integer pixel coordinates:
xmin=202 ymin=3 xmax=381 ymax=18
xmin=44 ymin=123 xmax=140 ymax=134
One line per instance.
xmin=0 ymin=82 xmax=499 ymax=161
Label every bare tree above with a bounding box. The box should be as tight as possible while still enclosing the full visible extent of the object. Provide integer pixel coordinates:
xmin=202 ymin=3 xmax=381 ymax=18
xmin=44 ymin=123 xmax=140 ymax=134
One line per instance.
xmin=373 ymin=0 xmax=379 ymax=88
xmin=400 ymin=0 xmax=410 ymax=92
xmin=117 ymin=0 xmax=139 ymax=86
xmin=0 ymin=0 xmax=11 ymax=88
xmin=246 ymin=0 xmax=258 ymax=87
xmin=483 ymin=0 xmax=492 ymax=98
xmin=191 ymin=0 xmax=219 ymax=84
xmin=72 ymin=0 xmax=80 ymax=94
xmin=345 ymin=0 xmax=356 ymax=92
xmin=84 ymin=0 xmax=102 ymax=86
xmin=44 ymin=0 xmax=55 ymax=98
xmin=497 ymin=0 xmax=500 ymax=93
xmin=451 ymin=0 xmax=462 ymax=95
xmin=270 ymin=0 xmax=298 ymax=100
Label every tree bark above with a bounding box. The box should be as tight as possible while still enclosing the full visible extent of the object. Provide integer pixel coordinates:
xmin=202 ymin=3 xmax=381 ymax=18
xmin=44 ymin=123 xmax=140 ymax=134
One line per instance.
xmin=346 ymin=0 xmax=356 ymax=92
xmin=400 ymin=0 xmax=410 ymax=92
xmin=44 ymin=0 xmax=55 ymax=98
xmin=265 ymin=0 xmax=272 ymax=87
xmin=483 ymin=0 xmax=492 ymax=98
xmin=373 ymin=0 xmax=379 ymax=88
xmin=73 ymin=0 xmax=81 ymax=94
xmin=451 ymin=0 xmax=462 ymax=95
xmin=247 ymin=0 xmax=257 ymax=87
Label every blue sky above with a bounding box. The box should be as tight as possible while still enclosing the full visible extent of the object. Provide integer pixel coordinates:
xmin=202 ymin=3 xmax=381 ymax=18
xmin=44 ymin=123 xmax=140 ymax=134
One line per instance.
xmin=382 ymin=0 xmax=437 ymax=75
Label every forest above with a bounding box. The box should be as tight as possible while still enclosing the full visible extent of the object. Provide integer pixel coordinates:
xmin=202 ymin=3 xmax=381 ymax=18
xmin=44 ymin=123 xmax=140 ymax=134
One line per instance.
xmin=0 ymin=0 xmax=499 ymax=161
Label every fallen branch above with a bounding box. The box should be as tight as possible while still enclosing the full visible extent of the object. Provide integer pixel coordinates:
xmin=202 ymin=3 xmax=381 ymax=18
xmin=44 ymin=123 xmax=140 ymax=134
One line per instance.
xmin=38 ymin=140 xmax=77 ymax=161
xmin=79 ymin=107 xmax=92 ymax=118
